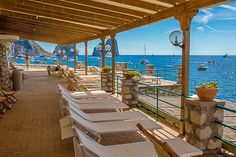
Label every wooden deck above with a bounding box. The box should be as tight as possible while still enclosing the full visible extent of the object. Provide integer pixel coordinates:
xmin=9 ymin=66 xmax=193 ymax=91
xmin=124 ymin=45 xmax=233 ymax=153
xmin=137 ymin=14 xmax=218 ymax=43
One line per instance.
xmin=0 ymin=69 xmax=234 ymax=157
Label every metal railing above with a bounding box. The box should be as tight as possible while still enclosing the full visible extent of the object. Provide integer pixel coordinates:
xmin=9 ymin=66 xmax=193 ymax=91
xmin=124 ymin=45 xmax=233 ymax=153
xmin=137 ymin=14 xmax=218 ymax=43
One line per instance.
xmin=215 ymin=104 xmax=236 ymax=153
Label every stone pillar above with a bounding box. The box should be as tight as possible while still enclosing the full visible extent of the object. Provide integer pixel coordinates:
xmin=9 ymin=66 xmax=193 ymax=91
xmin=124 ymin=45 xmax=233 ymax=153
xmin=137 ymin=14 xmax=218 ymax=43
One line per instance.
xmin=185 ymin=98 xmax=224 ymax=153
xmin=146 ymin=64 xmax=154 ymax=76
xmin=121 ymin=79 xmax=138 ymax=108
xmin=101 ymin=71 xmax=112 ymax=92
xmin=0 ymin=43 xmax=12 ymax=91
xmin=116 ymin=62 xmax=128 ymax=71
xmin=177 ymin=66 xmax=182 ymax=84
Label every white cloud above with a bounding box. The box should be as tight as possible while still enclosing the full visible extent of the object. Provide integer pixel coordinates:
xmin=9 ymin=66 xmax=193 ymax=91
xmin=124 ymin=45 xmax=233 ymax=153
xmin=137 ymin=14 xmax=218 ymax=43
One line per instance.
xmin=164 ymin=28 xmax=180 ymax=34
xmin=220 ymin=4 xmax=236 ymax=12
xmin=197 ymin=26 xmax=205 ymax=32
xmin=195 ymin=9 xmax=214 ymax=24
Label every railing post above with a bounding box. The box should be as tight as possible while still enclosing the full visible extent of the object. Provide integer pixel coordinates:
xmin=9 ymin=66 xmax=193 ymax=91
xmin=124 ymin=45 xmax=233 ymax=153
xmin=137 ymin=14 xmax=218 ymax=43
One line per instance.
xmin=156 ymin=87 xmax=159 ymax=121
xmin=111 ymin=33 xmax=116 ymax=94
xmin=85 ymin=41 xmax=88 ymax=75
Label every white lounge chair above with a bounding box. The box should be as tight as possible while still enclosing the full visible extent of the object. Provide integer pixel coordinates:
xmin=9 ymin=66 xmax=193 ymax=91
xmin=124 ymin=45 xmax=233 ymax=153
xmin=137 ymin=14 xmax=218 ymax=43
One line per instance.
xmin=69 ymin=109 xmax=162 ymax=136
xmin=69 ymin=104 xmax=147 ymax=122
xmin=73 ymin=127 xmax=159 ymax=157
xmin=62 ymin=93 xmax=128 ymax=110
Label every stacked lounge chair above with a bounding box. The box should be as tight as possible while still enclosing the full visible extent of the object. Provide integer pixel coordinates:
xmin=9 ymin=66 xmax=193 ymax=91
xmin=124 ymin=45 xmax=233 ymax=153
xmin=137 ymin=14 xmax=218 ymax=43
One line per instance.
xmin=58 ymin=82 xmax=203 ymax=157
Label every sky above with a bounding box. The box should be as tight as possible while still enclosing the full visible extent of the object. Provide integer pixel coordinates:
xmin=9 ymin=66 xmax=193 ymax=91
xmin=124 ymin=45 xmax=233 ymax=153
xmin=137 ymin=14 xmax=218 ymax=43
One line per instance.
xmin=36 ymin=1 xmax=236 ymax=55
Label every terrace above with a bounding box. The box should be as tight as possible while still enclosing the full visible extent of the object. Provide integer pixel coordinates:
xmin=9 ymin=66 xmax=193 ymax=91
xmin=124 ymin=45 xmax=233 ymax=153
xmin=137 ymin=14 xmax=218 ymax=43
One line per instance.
xmin=0 ymin=0 xmax=236 ymax=156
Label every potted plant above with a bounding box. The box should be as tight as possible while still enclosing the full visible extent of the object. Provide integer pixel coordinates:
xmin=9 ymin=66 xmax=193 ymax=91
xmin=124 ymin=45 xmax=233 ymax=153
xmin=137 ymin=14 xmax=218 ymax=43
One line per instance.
xmin=102 ymin=66 xmax=112 ymax=73
xmin=195 ymin=81 xmax=219 ymax=101
xmin=123 ymin=70 xmax=141 ymax=79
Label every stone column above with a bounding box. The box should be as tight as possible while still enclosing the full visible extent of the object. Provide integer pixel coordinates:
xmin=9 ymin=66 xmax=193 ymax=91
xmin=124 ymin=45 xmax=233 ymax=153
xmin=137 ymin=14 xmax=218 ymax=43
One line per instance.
xmin=185 ymin=98 xmax=224 ymax=153
xmin=0 ymin=43 xmax=12 ymax=91
xmin=101 ymin=71 xmax=112 ymax=92
xmin=121 ymin=79 xmax=138 ymax=108
xmin=146 ymin=64 xmax=154 ymax=76
xmin=116 ymin=62 xmax=128 ymax=71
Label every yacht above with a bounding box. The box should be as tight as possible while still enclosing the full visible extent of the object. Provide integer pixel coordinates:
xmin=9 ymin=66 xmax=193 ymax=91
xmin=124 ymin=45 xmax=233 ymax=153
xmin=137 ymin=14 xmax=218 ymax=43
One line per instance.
xmin=197 ymin=64 xmax=207 ymax=71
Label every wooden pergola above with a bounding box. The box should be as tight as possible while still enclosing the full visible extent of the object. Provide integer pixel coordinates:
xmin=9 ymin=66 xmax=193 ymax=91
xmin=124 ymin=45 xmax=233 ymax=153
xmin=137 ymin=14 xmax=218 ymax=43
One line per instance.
xmin=0 ymin=0 xmax=230 ymax=134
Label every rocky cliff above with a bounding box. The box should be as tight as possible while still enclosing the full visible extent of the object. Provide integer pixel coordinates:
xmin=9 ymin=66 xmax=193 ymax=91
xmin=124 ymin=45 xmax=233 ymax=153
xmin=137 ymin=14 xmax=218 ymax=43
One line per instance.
xmin=92 ymin=38 xmax=119 ymax=56
xmin=7 ymin=39 xmax=48 ymax=56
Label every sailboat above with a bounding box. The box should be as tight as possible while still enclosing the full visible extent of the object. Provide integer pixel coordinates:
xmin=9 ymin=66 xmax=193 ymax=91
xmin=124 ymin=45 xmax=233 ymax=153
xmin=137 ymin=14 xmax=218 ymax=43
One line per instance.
xmin=140 ymin=45 xmax=149 ymax=64
xmin=223 ymin=53 xmax=229 ymax=58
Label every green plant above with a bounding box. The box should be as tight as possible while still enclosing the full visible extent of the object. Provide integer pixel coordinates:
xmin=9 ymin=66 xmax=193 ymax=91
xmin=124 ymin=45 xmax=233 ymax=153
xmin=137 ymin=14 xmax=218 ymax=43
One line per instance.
xmin=124 ymin=70 xmax=141 ymax=79
xmin=199 ymin=81 xmax=219 ymax=89
xmin=102 ymin=66 xmax=112 ymax=72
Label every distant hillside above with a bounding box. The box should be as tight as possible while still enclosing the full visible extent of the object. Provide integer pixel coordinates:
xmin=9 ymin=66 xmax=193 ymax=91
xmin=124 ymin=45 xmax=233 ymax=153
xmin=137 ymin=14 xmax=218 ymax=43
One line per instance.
xmin=8 ymin=39 xmax=48 ymax=56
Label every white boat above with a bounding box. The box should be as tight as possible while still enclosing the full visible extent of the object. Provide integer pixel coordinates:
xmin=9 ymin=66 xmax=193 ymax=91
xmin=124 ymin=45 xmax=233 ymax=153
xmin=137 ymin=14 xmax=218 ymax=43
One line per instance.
xmin=140 ymin=45 xmax=149 ymax=64
xmin=197 ymin=64 xmax=207 ymax=71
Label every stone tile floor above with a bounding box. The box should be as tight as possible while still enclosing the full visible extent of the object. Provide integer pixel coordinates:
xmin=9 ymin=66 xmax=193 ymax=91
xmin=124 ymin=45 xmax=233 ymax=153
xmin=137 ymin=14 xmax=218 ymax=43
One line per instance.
xmin=0 ymin=71 xmax=74 ymax=157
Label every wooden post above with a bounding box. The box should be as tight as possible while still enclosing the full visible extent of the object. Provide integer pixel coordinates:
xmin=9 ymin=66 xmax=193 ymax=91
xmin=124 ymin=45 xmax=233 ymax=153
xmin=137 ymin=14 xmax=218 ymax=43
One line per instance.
xmin=66 ymin=45 xmax=69 ymax=70
xmin=101 ymin=36 xmax=105 ymax=68
xmin=60 ymin=47 xmax=63 ymax=66
xmin=85 ymin=41 xmax=88 ymax=75
xmin=175 ymin=10 xmax=197 ymax=135
xmin=74 ymin=43 xmax=77 ymax=72
xmin=111 ymin=33 xmax=116 ymax=94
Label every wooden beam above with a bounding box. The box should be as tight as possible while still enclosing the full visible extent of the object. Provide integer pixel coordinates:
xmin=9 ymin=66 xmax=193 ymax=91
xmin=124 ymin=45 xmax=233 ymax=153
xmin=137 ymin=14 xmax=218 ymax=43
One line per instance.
xmin=111 ymin=33 xmax=116 ymax=94
xmin=74 ymin=43 xmax=77 ymax=72
xmin=85 ymin=41 xmax=88 ymax=75
xmin=66 ymin=46 xmax=69 ymax=70
xmin=101 ymin=36 xmax=106 ymax=68
xmin=175 ymin=10 xmax=198 ymax=135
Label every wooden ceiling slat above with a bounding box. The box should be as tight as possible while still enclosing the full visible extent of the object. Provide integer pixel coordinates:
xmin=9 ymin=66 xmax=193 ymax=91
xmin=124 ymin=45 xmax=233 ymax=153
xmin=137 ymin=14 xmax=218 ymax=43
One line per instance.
xmin=0 ymin=2 xmax=111 ymax=30
xmin=0 ymin=12 xmax=101 ymax=34
xmin=58 ymin=0 xmax=147 ymax=17
xmin=90 ymin=0 xmax=157 ymax=14
xmin=21 ymin=0 xmax=131 ymax=23
xmin=138 ymin=0 xmax=174 ymax=8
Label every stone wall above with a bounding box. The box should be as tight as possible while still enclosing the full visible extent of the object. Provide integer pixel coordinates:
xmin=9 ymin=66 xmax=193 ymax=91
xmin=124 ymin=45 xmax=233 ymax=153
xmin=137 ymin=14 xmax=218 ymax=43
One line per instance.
xmin=101 ymin=71 xmax=112 ymax=92
xmin=0 ymin=43 xmax=12 ymax=91
xmin=116 ymin=62 xmax=128 ymax=71
xmin=185 ymin=98 xmax=224 ymax=153
xmin=121 ymin=79 xmax=138 ymax=108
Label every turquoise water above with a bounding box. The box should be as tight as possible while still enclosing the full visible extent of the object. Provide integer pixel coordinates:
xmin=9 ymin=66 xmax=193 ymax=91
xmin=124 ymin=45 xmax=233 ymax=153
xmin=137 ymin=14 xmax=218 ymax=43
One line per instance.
xmin=15 ymin=55 xmax=236 ymax=102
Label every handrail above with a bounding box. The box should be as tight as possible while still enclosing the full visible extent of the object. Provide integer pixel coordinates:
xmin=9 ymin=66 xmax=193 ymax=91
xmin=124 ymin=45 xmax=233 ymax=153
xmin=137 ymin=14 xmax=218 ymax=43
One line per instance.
xmin=215 ymin=136 xmax=236 ymax=148
xmin=134 ymin=80 xmax=182 ymax=97
xmin=215 ymin=121 xmax=236 ymax=132
xmin=216 ymin=105 xmax=236 ymax=113
xmin=133 ymin=89 xmax=181 ymax=109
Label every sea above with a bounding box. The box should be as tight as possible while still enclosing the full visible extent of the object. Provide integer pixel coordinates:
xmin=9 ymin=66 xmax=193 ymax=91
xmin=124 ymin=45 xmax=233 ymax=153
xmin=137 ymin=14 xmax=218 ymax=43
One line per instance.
xmin=15 ymin=55 xmax=236 ymax=103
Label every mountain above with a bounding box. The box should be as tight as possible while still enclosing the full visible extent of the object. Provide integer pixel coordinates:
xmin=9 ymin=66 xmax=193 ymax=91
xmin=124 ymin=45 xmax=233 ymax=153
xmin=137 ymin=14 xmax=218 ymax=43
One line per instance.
xmin=92 ymin=38 xmax=119 ymax=56
xmin=7 ymin=39 xmax=48 ymax=57
xmin=53 ymin=44 xmax=75 ymax=57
